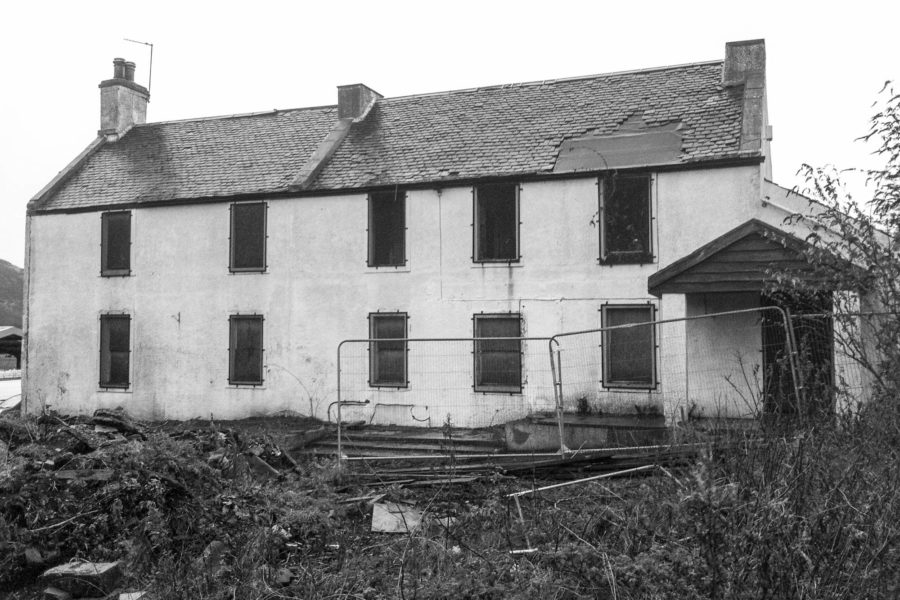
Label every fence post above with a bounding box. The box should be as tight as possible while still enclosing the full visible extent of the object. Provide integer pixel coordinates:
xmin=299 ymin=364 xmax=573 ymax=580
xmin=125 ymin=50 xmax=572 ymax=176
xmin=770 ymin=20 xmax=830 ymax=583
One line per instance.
xmin=336 ymin=341 xmax=344 ymax=465
xmin=549 ymin=338 xmax=569 ymax=454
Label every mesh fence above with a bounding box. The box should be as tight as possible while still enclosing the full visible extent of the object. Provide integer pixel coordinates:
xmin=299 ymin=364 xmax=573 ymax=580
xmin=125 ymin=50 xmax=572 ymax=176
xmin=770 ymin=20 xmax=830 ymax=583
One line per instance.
xmin=336 ymin=337 xmax=556 ymax=431
xmin=790 ymin=311 xmax=876 ymax=415
xmin=549 ymin=307 xmax=798 ymax=422
xmin=335 ymin=309 xmax=884 ymax=459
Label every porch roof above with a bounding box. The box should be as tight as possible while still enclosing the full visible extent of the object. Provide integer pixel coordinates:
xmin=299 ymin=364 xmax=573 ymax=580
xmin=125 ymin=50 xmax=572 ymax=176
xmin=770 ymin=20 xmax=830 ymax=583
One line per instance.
xmin=648 ymin=219 xmax=821 ymax=297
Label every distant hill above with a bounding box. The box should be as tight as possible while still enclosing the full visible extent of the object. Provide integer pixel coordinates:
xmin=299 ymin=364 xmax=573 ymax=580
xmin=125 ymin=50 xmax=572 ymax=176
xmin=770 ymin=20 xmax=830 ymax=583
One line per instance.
xmin=0 ymin=259 xmax=23 ymax=327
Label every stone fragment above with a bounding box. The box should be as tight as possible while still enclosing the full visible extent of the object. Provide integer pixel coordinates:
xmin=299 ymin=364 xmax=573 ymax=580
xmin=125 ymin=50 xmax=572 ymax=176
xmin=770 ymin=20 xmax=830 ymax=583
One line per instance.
xmin=193 ymin=540 xmax=227 ymax=576
xmin=43 ymin=587 xmax=72 ymax=600
xmin=25 ymin=546 xmax=43 ymax=565
xmin=40 ymin=560 xmax=123 ymax=597
xmin=274 ymin=567 xmax=293 ymax=586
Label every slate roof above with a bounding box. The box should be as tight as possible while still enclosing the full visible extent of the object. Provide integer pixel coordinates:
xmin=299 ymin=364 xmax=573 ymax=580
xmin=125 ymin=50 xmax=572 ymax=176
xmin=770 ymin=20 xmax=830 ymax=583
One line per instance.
xmin=35 ymin=60 xmax=753 ymax=212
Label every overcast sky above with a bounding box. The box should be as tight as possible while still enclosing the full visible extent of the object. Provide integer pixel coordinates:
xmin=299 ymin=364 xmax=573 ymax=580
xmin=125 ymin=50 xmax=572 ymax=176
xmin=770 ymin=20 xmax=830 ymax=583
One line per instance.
xmin=1 ymin=0 xmax=897 ymax=267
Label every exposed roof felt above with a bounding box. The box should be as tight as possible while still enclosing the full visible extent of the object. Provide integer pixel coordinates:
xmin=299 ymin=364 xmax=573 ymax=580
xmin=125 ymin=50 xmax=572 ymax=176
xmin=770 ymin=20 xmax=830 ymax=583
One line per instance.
xmin=36 ymin=60 xmax=752 ymax=212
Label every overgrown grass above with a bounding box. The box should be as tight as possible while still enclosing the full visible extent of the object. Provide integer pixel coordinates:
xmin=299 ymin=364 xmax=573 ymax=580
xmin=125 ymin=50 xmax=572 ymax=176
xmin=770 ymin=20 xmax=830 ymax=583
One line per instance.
xmin=3 ymin=404 xmax=900 ymax=599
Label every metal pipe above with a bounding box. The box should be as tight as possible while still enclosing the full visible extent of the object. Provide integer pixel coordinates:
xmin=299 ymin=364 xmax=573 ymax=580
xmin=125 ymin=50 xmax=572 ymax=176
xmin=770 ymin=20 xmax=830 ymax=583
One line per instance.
xmin=506 ymin=464 xmax=657 ymax=498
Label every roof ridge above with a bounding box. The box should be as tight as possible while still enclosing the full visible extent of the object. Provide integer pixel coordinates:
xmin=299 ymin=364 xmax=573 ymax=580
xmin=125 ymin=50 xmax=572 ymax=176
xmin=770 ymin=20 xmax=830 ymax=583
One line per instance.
xmin=136 ymin=104 xmax=336 ymax=127
xmin=381 ymin=59 xmax=724 ymax=102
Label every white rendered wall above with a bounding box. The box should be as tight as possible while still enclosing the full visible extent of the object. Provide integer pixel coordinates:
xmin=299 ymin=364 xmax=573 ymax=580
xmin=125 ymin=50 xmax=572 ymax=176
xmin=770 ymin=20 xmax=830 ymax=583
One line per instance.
xmin=26 ymin=165 xmax=772 ymax=424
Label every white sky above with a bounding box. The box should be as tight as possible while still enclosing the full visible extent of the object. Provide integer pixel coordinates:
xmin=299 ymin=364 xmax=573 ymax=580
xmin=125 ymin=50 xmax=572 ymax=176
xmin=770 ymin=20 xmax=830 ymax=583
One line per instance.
xmin=1 ymin=0 xmax=897 ymax=267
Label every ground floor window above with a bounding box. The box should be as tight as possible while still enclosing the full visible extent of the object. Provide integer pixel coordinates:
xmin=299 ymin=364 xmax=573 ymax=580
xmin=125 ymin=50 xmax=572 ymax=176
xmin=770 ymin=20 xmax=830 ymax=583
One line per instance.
xmin=601 ymin=304 xmax=656 ymax=389
xmin=369 ymin=313 xmax=408 ymax=387
xmin=474 ymin=313 xmax=522 ymax=393
xmin=229 ymin=315 xmax=264 ymax=385
xmin=100 ymin=314 xmax=130 ymax=388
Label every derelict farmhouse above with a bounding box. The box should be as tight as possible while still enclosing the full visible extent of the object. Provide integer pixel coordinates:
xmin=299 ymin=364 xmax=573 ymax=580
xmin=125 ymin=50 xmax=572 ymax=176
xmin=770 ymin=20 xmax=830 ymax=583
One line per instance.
xmin=22 ymin=40 xmax=858 ymax=426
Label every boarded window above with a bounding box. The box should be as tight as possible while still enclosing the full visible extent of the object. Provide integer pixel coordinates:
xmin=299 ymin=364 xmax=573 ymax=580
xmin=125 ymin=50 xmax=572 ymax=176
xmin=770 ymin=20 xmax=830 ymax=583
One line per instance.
xmin=230 ymin=202 xmax=267 ymax=271
xmin=229 ymin=315 xmax=264 ymax=385
xmin=475 ymin=183 xmax=518 ymax=262
xmin=601 ymin=175 xmax=651 ymax=263
xmin=474 ymin=314 xmax=522 ymax=392
xmin=369 ymin=313 xmax=408 ymax=387
xmin=100 ymin=314 xmax=130 ymax=388
xmin=101 ymin=211 xmax=131 ymax=276
xmin=368 ymin=191 xmax=405 ymax=267
xmin=602 ymin=305 xmax=656 ymax=388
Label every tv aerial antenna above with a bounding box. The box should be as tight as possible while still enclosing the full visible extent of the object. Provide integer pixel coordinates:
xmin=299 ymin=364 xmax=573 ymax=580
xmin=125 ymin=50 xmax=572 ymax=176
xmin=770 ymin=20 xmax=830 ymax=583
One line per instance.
xmin=123 ymin=38 xmax=154 ymax=92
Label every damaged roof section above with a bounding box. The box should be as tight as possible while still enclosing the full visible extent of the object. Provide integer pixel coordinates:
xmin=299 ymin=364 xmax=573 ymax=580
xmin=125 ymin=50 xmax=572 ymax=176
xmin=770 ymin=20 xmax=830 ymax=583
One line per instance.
xmin=34 ymin=53 xmax=759 ymax=213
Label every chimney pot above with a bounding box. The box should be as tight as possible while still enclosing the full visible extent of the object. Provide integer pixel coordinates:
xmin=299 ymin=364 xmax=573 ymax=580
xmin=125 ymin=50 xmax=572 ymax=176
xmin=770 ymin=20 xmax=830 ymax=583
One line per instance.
xmin=124 ymin=61 xmax=136 ymax=82
xmin=113 ymin=58 xmax=127 ymax=80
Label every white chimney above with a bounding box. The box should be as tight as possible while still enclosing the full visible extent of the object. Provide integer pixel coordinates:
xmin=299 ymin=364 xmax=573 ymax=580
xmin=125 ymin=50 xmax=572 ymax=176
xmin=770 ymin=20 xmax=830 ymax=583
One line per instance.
xmin=98 ymin=57 xmax=149 ymax=139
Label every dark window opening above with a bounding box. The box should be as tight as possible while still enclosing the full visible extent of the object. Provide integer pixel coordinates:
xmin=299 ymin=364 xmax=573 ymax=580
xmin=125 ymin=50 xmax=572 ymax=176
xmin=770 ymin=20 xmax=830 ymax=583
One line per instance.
xmin=475 ymin=183 xmax=519 ymax=262
xmin=230 ymin=202 xmax=267 ymax=272
xmin=602 ymin=305 xmax=656 ymax=388
xmin=474 ymin=314 xmax=522 ymax=393
xmin=368 ymin=190 xmax=406 ymax=267
xmin=100 ymin=314 xmax=130 ymax=388
xmin=601 ymin=175 xmax=652 ymax=264
xmin=229 ymin=315 xmax=264 ymax=385
xmin=369 ymin=313 xmax=408 ymax=387
xmin=101 ymin=211 xmax=131 ymax=276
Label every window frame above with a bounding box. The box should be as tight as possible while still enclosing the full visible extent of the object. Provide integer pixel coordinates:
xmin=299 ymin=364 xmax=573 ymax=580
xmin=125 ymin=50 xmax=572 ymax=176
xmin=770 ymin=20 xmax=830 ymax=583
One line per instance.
xmin=473 ymin=312 xmax=523 ymax=394
xmin=473 ymin=182 xmax=521 ymax=264
xmin=367 ymin=190 xmax=407 ymax=268
xmin=229 ymin=202 xmax=268 ymax=273
xmin=368 ymin=312 xmax=409 ymax=388
xmin=101 ymin=210 xmax=132 ymax=277
xmin=228 ymin=314 xmax=265 ymax=386
xmin=99 ymin=313 xmax=131 ymax=389
xmin=600 ymin=303 xmax=657 ymax=390
xmin=598 ymin=174 xmax=654 ymax=265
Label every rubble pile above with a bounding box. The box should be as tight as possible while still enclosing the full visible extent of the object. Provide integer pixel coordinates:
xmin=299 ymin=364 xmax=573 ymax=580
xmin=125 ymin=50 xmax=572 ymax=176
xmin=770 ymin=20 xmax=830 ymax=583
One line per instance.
xmin=0 ymin=407 xmax=343 ymax=598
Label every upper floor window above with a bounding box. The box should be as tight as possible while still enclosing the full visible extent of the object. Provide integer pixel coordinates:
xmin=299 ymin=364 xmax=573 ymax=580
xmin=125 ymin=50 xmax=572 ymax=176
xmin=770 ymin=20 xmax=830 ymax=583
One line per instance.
xmin=474 ymin=313 xmax=522 ymax=393
xmin=474 ymin=183 xmax=519 ymax=262
xmin=230 ymin=202 xmax=267 ymax=272
xmin=599 ymin=175 xmax=652 ymax=264
xmin=100 ymin=313 xmax=130 ymax=388
xmin=101 ymin=211 xmax=131 ymax=276
xmin=229 ymin=315 xmax=264 ymax=385
xmin=368 ymin=190 xmax=406 ymax=267
xmin=601 ymin=304 xmax=656 ymax=389
xmin=369 ymin=312 xmax=408 ymax=387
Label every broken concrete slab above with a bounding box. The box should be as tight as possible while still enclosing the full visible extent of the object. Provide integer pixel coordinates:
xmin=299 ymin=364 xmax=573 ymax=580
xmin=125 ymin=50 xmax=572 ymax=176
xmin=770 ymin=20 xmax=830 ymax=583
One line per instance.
xmin=40 ymin=560 xmax=122 ymax=597
xmin=371 ymin=502 xmax=423 ymax=533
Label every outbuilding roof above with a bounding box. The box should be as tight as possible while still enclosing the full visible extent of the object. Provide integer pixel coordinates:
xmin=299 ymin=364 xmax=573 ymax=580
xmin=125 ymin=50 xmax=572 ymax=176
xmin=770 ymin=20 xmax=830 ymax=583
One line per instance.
xmin=33 ymin=60 xmax=755 ymax=212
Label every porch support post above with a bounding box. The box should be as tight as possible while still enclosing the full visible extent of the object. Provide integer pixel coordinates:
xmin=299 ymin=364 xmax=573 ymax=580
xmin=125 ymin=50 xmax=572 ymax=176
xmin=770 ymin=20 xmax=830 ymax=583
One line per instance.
xmin=660 ymin=293 xmax=689 ymax=426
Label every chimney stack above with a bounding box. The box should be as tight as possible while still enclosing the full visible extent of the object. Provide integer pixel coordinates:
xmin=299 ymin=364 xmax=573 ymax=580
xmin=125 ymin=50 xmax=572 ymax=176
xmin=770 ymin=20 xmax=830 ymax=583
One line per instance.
xmin=722 ymin=39 xmax=765 ymax=87
xmin=337 ymin=83 xmax=382 ymax=121
xmin=722 ymin=40 xmax=767 ymax=153
xmin=99 ymin=57 xmax=149 ymax=139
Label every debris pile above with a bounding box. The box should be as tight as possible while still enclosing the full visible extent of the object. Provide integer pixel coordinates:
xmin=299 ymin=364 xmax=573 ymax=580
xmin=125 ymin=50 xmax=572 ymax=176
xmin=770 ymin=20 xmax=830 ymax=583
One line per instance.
xmin=0 ymin=407 xmax=339 ymax=598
